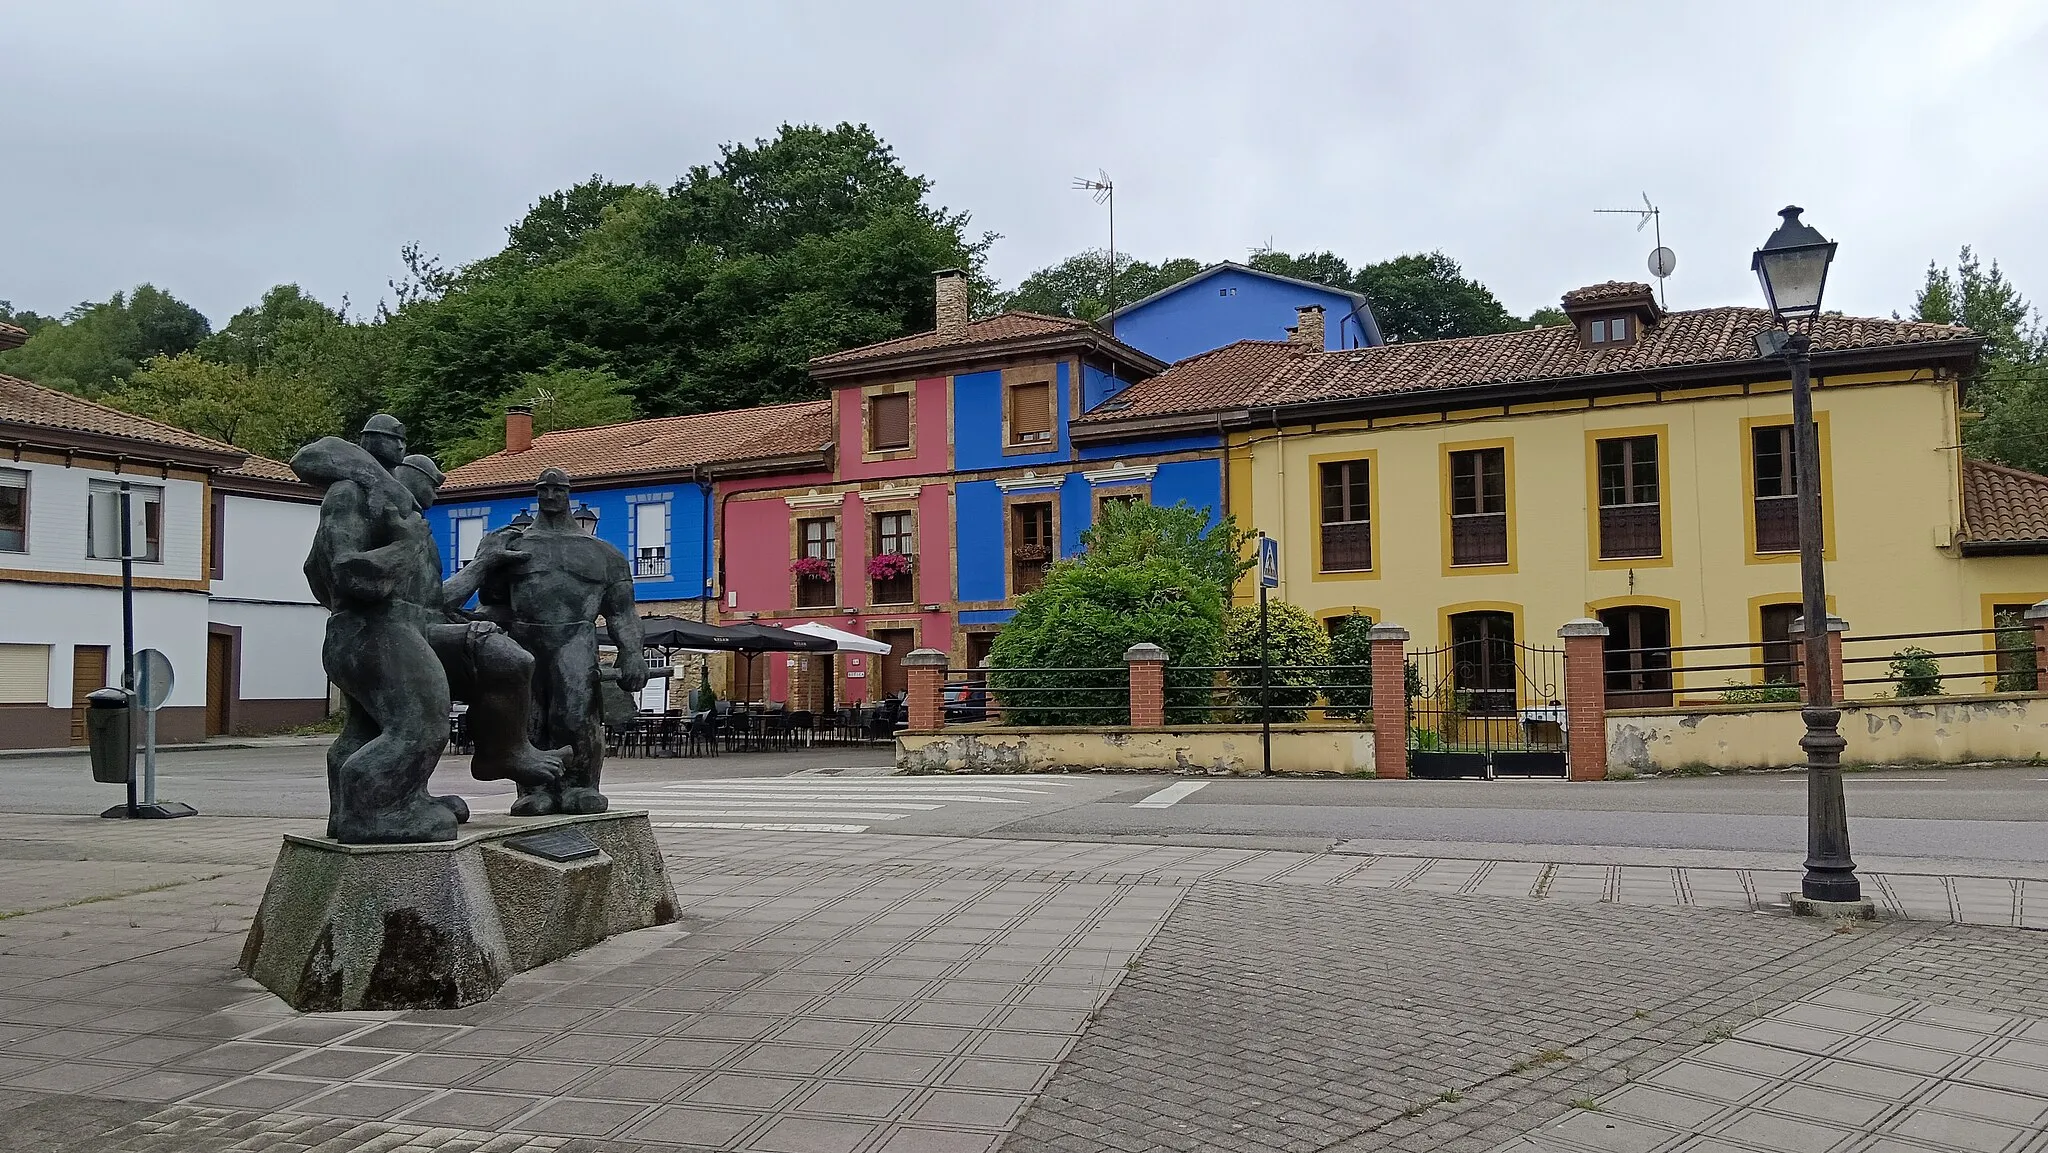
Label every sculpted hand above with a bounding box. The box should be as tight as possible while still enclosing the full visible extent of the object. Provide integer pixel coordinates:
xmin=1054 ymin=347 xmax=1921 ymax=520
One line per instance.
xmin=618 ymin=654 xmax=650 ymax=694
xmin=474 ymin=531 xmax=529 ymax=568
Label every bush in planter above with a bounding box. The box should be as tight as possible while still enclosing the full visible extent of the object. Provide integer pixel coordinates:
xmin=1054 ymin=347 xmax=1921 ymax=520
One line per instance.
xmin=1223 ymin=601 xmax=1331 ymax=722
xmin=988 ymin=556 xmax=1224 ymax=725
xmin=1889 ymin=647 xmax=1943 ymax=698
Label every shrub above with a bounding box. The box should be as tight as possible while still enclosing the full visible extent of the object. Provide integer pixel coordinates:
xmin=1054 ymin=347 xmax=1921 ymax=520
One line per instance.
xmin=1720 ymin=680 xmax=1800 ymax=704
xmin=1077 ymin=499 xmax=1255 ymax=592
xmin=1889 ymin=647 xmax=1943 ymax=698
xmin=1325 ymin=612 xmax=1375 ymax=720
xmin=988 ymin=556 xmax=1225 ymax=725
xmin=1994 ymin=610 xmax=2037 ymax=692
xmin=1224 ymin=601 xmax=1332 ymax=721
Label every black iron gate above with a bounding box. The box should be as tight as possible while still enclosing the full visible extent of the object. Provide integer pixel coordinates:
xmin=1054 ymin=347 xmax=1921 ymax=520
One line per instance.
xmin=1407 ymin=631 xmax=1567 ymax=779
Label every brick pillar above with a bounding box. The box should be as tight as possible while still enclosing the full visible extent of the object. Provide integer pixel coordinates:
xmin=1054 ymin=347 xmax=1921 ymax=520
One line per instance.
xmin=1367 ymin=624 xmax=1409 ymax=779
xmin=1792 ymin=615 xmax=1849 ymax=701
xmin=2028 ymin=602 xmax=2048 ymax=692
xmin=1558 ymin=619 xmax=1609 ymax=782
xmin=1126 ymin=643 xmax=1168 ymax=727
xmin=902 ymin=649 xmax=947 ymax=733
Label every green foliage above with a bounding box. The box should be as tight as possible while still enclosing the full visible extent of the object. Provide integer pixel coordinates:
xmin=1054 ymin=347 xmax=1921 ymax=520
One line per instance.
xmin=1354 ymin=252 xmax=1522 ymax=344
xmin=1994 ymin=610 xmax=2038 ymax=692
xmin=1915 ymin=247 xmax=2048 ymax=474
xmin=0 ymin=285 xmax=211 ymax=396
xmin=196 ymin=284 xmax=340 ymax=371
xmin=1527 ymin=306 xmax=1570 ymax=328
xmin=0 ymin=301 xmax=54 ymax=335
xmin=1224 ymin=601 xmax=1332 ymax=721
xmin=440 ymin=367 xmax=638 ymax=466
xmin=1888 ymin=647 xmax=1943 ymax=698
xmin=999 ymin=249 xmax=1204 ymax=321
xmin=1408 ymin=726 xmax=1443 ymax=752
xmin=108 ymin=352 xmax=338 ymax=462
xmin=989 ymin=557 xmax=1225 ymax=725
xmin=1325 ymin=612 xmax=1376 ymax=720
xmin=1720 ymin=680 xmax=1801 ymax=704
xmin=1077 ymin=499 xmax=1255 ymax=592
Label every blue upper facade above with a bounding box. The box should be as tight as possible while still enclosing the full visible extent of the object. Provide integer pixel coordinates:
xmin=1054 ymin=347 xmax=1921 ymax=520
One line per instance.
xmin=427 ymin=480 xmax=712 ymax=608
xmin=1101 ymin=263 xmax=1382 ymax=365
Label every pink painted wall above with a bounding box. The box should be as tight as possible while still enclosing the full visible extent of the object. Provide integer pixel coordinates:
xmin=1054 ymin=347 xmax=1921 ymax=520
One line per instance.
xmin=837 ymin=376 xmax=950 ymax=481
xmin=919 ymin=484 xmax=952 ymax=605
xmin=722 ymin=496 xmax=792 ymax=616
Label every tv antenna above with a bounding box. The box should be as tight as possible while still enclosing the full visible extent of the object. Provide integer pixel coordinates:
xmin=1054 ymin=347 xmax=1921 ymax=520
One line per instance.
xmin=1594 ymin=193 xmax=1673 ymax=308
xmin=1072 ymin=170 xmax=1116 ymax=337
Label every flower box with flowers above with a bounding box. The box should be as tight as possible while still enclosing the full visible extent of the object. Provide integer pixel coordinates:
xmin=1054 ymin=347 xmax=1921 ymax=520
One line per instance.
xmin=790 ymin=556 xmax=834 ymax=582
xmin=866 ymin=553 xmax=914 ymax=581
xmin=1010 ymin=544 xmax=1048 ymax=562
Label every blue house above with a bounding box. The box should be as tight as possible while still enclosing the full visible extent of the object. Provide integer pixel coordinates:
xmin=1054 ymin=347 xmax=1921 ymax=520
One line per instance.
xmin=1097 ymin=261 xmax=1383 ymax=365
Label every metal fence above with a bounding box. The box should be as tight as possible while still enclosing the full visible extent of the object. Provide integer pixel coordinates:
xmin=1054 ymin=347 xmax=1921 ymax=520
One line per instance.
xmin=1407 ymin=640 xmax=1566 ymax=778
xmin=1839 ymin=624 xmax=2040 ymax=701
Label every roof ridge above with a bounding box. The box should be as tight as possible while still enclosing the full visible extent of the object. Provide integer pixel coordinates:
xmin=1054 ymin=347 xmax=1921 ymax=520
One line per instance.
xmin=0 ymin=371 xmax=244 ymax=456
xmin=1966 ymin=457 xmax=2048 ymax=483
xmin=526 ymin=397 xmax=830 ymax=443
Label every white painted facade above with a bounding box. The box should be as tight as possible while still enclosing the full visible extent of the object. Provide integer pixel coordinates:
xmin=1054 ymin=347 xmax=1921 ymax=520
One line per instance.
xmin=1 ymin=458 xmax=206 ymax=582
xmin=208 ymin=492 xmax=327 ymax=704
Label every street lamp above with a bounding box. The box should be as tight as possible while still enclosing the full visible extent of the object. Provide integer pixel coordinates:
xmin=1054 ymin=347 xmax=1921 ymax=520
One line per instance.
xmin=573 ymin=504 xmax=600 ymax=536
xmin=1752 ymin=206 xmax=1861 ymax=910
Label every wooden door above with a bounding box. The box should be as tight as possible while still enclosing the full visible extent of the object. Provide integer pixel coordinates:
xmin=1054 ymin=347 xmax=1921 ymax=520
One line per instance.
xmin=732 ymin=652 xmax=769 ymax=704
xmin=872 ymin=629 xmax=917 ymax=698
xmin=205 ymin=632 xmax=234 ymax=736
xmin=69 ymin=646 xmax=108 ymax=745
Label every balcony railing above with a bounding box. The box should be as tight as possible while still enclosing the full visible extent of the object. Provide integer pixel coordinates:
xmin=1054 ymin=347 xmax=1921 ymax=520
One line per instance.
xmin=796 ymin=578 xmax=836 ymax=608
xmin=634 ymin=554 xmax=670 ymax=579
xmin=1754 ymin=495 xmax=1799 ymax=553
xmin=1450 ymin=512 xmax=1508 ymax=566
xmin=1598 ymin=503 xmax=1661 ymax=559
xmin=1319 ymin=520 xmax=1372 ymax=571
xmin=871 ymin=575 xmax=914 ymax=605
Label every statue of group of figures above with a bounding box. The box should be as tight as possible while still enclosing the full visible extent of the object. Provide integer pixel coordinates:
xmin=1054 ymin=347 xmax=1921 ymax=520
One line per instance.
xmin=292 ymin=415 xmax=648 ymax=844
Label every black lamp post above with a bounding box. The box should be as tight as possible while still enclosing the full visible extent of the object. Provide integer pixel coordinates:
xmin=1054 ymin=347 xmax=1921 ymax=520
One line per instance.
xmin=1752 ymin=206 xmax=1860 ymax=907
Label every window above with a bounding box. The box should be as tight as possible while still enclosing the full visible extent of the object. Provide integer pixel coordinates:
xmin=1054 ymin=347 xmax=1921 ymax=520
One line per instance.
xmin=1759 ymin=603 xmax=1802 ymax=687
xmin=209 ymin=491 xmax=225 ymax=579
xmin=1447 ymin=611 xmax=1516 ymax=716
xmin=1992 ymin=604 xmax=2037 ymax=691
xmin=0 ymin=468 xmax=26 ymax=553
xmin=796 ymin=517 xmax=837 ymax=608
xmin=872 ymin=510 xmax=914 ymax=604
xmin=869 ymin=392 xmax=911 ymax=451
xmin=1587 ymin=315 xmax=1632 ymax=345
xmin=1596 ymin=436 xmax=1661 ymax=559
xmin=1318 ymin=459 xmax=1372 ymax=572
xmin=1008 ymin=381 xmax=1053 ymax=446
xmin=633 ymin=502 xmax=669 ymax=578
xmin=1448 ymin=447 xmax=1508 ymax=565
xmin=455 ymin=516 xmax=485 ymax=568
xmin=1752 ymin=425 xmax=1800 ymax=553
xmin=1011 ymin=502 xmax=1054 ymax=595
xmin=1598 ymin=606 xmax=1672 ymax=709
xmin=1096 ymin=491 xmax=1143 ymax=518
xmin=0 ymin=643 xmax=49 ymax=705
xmin=86 ymin=481 xmax=162 ymax=563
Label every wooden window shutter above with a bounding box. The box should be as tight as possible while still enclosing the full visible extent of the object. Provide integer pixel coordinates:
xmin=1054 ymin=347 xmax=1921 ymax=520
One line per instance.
xmin=1011 ymin=382 xmax=1052 ymax=442
xmin=871 ymin=393 xmax=910 ymax=450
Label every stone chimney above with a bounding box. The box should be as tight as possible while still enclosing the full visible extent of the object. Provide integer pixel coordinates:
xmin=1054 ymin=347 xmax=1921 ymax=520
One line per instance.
xmin=1291 ymin=305 xmax=1326 ymax=349
xmin=506 ymin=404 xmax=534 ymax=454
xmin=934 ymin=268 xmax=969 ymax=338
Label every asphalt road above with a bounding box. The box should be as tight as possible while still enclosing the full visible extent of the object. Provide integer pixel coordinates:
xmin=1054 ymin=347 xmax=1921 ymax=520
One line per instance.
xmin=10 ymin=744 xmax=2048 ymax=873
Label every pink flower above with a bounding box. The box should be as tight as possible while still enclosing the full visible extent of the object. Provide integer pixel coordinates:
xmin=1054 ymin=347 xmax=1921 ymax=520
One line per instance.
xmin=866 ymin=552 xmax=914 ymax=581
xmin=790 ymin=556 xmax=833 ymax=581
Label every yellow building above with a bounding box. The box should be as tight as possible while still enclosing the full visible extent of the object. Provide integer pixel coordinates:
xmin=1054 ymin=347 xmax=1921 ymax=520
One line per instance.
xmin=1072 ymin=282 xmax=2048 ymax=703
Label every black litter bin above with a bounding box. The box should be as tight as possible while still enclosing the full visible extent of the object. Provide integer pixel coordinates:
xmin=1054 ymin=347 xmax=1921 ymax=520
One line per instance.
xmin=86 ymin=687 xmax=134 ymax=784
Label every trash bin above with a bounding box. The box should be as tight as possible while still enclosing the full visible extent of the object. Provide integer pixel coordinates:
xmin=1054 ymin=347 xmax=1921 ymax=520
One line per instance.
xmin=86 ymin=687 xmax=134 ymax=784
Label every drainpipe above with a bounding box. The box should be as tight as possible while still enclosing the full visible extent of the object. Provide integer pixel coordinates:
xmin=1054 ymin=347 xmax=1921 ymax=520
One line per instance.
xmin=1270 ymin=408 xmax=1286 ymax=602
xmin=693 ymin=464 xmax=712 ymax=611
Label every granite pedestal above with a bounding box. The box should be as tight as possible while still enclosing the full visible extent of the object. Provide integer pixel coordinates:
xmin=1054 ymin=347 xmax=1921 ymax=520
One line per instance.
xmin=239 ymin=811 xmax=677 ymax=1011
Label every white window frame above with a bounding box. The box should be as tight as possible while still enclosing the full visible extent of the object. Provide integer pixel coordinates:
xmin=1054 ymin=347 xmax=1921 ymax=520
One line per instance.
xmin=86 ymin=480 xmax=163 ymax=563
xmin=454 ymin=516 xmax=486 ymax=567
xmin=0 ymin=468 xmax=26 ymax=554
xmin=633 ymin=500 xmax=670 ymax=580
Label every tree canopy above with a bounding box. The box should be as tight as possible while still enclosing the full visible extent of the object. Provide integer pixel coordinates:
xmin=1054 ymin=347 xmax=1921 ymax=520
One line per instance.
xmin=0 ymin=285 xmax=211 ymax=396
xmin=1913 ymin=247 xmax=2048 ymax=474
xmin=998 ymin=250 xmax=1204 ymax=322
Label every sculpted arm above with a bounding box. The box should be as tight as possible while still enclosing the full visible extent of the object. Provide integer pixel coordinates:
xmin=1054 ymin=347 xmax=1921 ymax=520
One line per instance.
xmin=319 ymin=484 xmax=405 ymax=603
xmin=443 ymin=529 xmax=523 ymax=611
xmin=601 ymin=557 xmax=648 ymax=693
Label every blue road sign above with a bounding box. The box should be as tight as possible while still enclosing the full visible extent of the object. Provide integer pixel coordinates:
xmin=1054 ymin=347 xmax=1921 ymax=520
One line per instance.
xmin=1259 ymin=536 xmax=1279 ymax=588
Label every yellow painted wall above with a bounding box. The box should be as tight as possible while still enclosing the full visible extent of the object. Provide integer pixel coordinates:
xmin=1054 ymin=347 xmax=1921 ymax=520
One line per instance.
xmin=1228 ymin=372 xmax=2048 ymax=690
xmin=1608 ymin=692 xmax=2048 ymax=772
xmin=898 ymin=724 xmax=1377 ymax=776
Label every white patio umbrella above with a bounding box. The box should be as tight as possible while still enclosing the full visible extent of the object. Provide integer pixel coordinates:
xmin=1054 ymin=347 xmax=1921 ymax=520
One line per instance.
xmin=786 ymin=621 xmax=892 ymax=654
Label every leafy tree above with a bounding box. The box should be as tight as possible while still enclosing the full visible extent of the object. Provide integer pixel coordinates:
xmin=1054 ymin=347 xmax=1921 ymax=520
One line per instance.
xmin=110 ymin=352 xmax=338 ymax=461
xmin=1077 ymin=499 xmax=1255 ymax=593
xmin=1354 ymin=252 xmax=1521 ymax=344
xmin=198 ymin=284 xmax=340 ymax=371
xmin=1325 ymin=611 xmax=1376 ymax=719
xmin=1527 ymin=306 xmax=1570 ymax=328
xmin=1223 ymin=601 xmax=1331 ymax=722
xmin=1912 ymin=247 xmax=2048 ymax=474
xmin=0 ymin=301 xmax=53 ymax=336
xmin=441 ymin=367 xmax=638 ymax=466
xmin=0 ymin=285 xmax=211 ymax=396
xmin=1247 ymin=249 xmax=1355 ymax=290
xmin=1000 ymin=249 xmax=1204 ymax=321
xmin=988 ymin=555 xmax=1225 ymax=725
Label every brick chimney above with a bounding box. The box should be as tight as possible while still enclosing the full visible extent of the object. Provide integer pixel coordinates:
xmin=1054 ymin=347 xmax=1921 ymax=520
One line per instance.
xmin=934 ymin=268 xmax=969 ymax=338
xmin=1291 ymin=305 xmax=1326 ymax=350
xmin=506 ymin=404 xmax=534 ymax=454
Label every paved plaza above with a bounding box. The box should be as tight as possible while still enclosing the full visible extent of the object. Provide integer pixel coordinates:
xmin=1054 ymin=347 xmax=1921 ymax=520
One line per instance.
xmin=1 ymin=810 xmax=2046 ymax=1152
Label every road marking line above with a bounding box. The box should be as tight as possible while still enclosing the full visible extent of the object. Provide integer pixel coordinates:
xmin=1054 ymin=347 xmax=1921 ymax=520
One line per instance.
xmin=1135 ymin=781 xmax=1209 ymax=808
xmin=611 ymin=791 xmax=1024 ymax=803
xmin=637 ymin=809 xmax=914 ymax=821
xmin=610 ymin=798 xmax=941 ymax=810
xmin=651 ymin=782 xmax=1057 ymax=794
xmin=655 ymin=821 xmax=867 ymax=833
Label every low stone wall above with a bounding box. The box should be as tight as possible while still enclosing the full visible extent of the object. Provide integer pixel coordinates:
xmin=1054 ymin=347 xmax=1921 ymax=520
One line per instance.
xmin=898 ymin=723 xmax=1378 ymax=777
xmin=1606 ymin=691 xmax=2048 ymax=774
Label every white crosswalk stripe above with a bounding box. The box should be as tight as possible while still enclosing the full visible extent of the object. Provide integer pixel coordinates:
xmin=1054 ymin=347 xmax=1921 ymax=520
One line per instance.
xmin=610 ymin=774 xmax=1075 ymax=834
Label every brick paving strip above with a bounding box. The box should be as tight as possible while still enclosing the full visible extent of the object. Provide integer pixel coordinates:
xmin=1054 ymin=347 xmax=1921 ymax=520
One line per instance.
xmin=0 ymin=815 xmax=2042 ymax=1152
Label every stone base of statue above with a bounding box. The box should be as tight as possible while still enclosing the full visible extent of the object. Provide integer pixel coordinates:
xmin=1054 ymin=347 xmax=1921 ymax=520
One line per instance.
xmin=239 ymin=811 xmax=677 ymax=1012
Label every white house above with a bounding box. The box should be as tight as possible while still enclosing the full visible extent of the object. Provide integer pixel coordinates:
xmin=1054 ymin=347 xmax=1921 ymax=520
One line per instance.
xmin=0 ymin=348 xmax=329 ymax=748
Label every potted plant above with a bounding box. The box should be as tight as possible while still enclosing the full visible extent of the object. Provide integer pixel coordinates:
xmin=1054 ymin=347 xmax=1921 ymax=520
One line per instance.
xmin=790 ymin=556 xmax=833 ymax=582
xmin=866 ymin=553 xmax=914 ymax=581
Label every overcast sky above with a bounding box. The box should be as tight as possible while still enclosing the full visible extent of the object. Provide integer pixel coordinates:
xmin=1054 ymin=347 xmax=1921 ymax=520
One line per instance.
xmin=4 ymin=1 xmax=2045 ymax=329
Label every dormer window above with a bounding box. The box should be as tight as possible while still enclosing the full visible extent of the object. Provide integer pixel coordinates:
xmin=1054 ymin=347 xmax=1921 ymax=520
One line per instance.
xmin=1586 ymin=315 xmax=1634 ymax=346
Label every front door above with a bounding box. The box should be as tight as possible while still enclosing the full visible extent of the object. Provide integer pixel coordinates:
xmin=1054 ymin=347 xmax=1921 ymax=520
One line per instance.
xmin=205 ymin=632 xmax=234 ymax=736
xmin=1598 ymin=606 xmax=1673 ymax=710
xmin=871 ymin=629 xmax=917 ymax=699
xmin=70 ymin=645 xmax=108 ymax=746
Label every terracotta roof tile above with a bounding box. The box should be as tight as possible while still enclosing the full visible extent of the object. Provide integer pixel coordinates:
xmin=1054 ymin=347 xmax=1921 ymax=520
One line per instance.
xmin=0 ymin=322 xmax=26 ymax=351
xmin=0 ymin=372 xmax=244 ymax=458
xmin=810 ymin=311 xmax=1095 ymax=367
xmin=1962 ymin=458 xmax=2048 ymax=544
xmin=221 ymin=453 xmax=301 ymax=483
xmin=1079 ymin=307 xmax=1976 ymax=427
xmin=1562 ymin=281 xmax=1657 ymax=308
xmin=442 ymin=399 xmax=832 ymax=491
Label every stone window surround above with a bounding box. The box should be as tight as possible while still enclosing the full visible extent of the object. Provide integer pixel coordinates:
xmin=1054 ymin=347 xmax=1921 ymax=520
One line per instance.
xmin=860 ymin=381 xmax=918 ymax=460
xmin=1002 ymin=488 xmax=1060 ymax=601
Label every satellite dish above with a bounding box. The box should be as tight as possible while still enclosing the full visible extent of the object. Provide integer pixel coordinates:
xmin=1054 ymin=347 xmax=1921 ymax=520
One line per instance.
xmin=1648 ymin=247 xmax=1678 ymax=279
